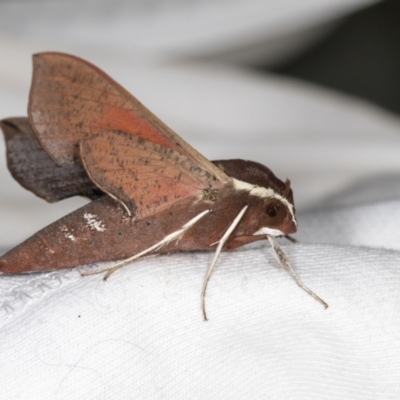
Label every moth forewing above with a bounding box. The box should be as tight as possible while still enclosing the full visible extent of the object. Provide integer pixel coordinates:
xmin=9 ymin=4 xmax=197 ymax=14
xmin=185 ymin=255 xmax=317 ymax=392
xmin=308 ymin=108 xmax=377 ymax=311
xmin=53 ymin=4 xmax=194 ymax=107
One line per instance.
xmin=28 ymin=52 xmax=230 ymax=186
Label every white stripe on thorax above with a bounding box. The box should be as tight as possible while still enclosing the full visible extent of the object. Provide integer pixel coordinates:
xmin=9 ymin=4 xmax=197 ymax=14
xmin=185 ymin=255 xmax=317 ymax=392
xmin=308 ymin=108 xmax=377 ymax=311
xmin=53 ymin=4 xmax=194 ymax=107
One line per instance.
xmin=232 ymin=178 xmax=297 ymax=228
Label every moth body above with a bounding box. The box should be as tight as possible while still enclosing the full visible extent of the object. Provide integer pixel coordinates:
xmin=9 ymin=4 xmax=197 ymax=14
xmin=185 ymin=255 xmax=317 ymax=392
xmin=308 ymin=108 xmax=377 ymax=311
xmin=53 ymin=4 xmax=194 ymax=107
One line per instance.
xmin=0 ymin=159 xmax=296 ymax=274
xmin=0 ymin=52 xmax=327 ymax=319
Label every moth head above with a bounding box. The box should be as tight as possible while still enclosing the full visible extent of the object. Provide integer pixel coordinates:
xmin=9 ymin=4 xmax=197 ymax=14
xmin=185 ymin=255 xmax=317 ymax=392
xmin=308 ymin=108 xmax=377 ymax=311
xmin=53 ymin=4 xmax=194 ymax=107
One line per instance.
xmin=213 ymin=159 xmax=297 ymax=237
xmin=255 ymin=189 xmax=297 ymax=236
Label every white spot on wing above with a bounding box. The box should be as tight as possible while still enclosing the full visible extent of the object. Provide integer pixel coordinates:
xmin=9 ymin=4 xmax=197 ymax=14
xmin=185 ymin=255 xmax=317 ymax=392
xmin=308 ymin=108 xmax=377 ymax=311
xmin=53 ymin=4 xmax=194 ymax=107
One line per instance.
xmin=84 ymin=213 xmax=106 ymax=232
xmin=60 ymin=225 xmax=76 ymax=242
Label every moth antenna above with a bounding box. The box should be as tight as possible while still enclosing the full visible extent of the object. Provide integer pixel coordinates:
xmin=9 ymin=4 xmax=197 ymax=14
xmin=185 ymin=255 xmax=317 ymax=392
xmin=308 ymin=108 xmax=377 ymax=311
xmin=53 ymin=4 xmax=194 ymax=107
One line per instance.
xmin=81 ymin=209 xmax=211 ymax=279
xmin=201 ymin=205 xmax=248 ymax=321
xmin=266 ymin=235 xmax=328 ymax=309
xmin=283 ymin=179 xmax=291 ymax=199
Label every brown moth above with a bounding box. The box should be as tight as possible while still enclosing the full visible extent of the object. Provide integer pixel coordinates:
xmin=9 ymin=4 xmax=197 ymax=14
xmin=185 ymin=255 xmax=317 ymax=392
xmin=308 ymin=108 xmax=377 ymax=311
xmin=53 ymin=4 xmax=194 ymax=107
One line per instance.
xmin=0 ymin=53 xmax=327 ymax=319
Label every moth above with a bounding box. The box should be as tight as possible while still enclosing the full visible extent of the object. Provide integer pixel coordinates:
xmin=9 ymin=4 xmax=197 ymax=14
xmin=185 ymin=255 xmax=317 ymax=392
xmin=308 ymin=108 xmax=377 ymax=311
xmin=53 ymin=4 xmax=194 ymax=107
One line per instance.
xmin=0 ymin=53 xmax=327 ymax=319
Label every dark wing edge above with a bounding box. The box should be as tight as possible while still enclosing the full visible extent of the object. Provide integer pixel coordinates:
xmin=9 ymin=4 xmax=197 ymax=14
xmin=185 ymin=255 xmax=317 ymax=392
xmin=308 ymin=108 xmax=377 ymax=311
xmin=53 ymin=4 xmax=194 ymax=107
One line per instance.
xmin=0 ymin=117 xmax=103 ymax=202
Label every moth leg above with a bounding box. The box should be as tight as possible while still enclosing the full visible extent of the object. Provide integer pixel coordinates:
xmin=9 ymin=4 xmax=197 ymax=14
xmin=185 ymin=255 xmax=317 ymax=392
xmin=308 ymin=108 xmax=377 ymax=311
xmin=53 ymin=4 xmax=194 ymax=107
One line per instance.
xmin=266 ymin=235 xmax=328 ymax=309
xmin=201 ymin=205 xmax=249 ymax=321
xmin=284 ymin=234 xmax=297 ymax=243
xmin=82 ymin=208 xmax=212 ymax=279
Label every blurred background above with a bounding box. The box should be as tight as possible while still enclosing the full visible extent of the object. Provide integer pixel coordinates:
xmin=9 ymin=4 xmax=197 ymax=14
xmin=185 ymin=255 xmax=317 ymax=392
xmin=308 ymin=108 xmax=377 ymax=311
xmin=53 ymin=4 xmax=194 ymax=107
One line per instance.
xmin=1 ymin=0 xmax=400 ymax=250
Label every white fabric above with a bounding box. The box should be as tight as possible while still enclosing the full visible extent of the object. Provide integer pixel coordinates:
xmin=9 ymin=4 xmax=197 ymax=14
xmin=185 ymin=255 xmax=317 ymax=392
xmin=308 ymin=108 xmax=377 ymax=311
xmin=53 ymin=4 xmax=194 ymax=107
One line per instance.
xmin=1 ymin=1 xmax=399 ymax=399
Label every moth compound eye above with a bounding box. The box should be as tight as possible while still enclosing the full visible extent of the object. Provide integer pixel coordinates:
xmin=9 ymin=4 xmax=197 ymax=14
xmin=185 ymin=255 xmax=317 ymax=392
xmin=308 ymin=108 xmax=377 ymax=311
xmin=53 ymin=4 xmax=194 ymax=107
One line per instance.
xmin=266 ymin=202 xmax=280 ymax=217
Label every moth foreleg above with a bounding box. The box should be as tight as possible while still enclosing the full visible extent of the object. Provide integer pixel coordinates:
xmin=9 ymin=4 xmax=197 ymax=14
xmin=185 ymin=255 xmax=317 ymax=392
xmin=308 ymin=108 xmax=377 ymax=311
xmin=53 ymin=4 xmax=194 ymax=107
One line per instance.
xmin=266 ymin=235 xmax=328 ymax=309
xmin=82 ymin=208 xmax=212 ymax=279
xmin=201 ymin=205 xmax=248 ymax=321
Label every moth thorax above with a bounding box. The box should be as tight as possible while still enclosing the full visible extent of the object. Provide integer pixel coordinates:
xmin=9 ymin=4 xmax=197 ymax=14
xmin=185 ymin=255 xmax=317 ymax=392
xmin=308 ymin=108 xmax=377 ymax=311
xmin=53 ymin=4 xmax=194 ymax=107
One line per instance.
xmin=202 ymin=188 xmax=218 ymax=202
